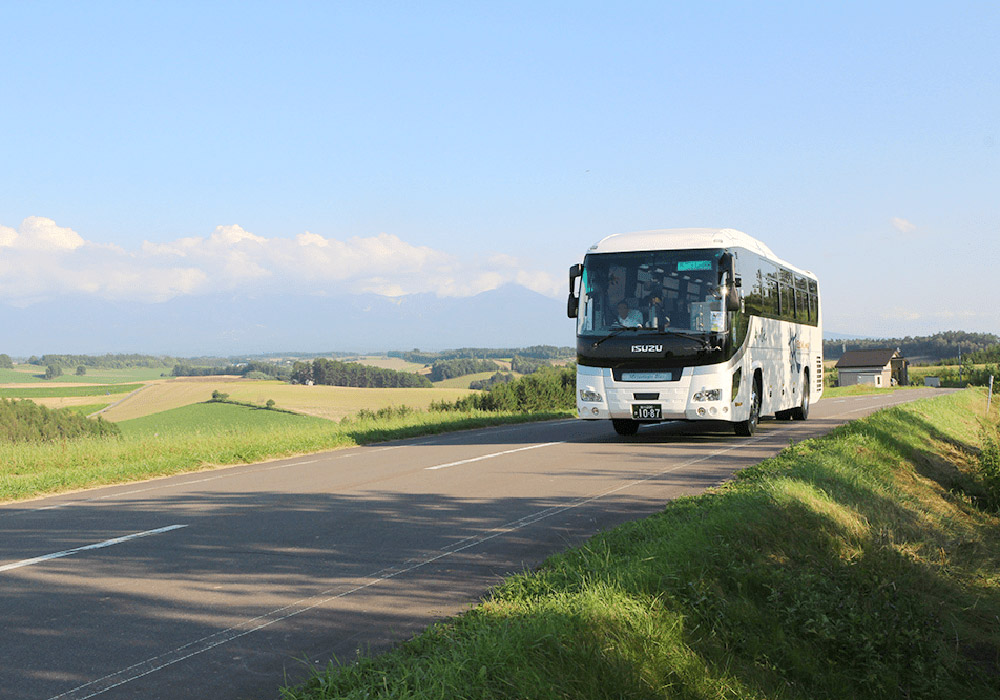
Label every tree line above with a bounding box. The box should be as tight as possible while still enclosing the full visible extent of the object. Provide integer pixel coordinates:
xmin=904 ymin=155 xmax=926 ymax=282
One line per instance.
xmin=431 ymin=365 xmax=575 ymax=412
xmin=824 ymin=331 xmax=1000 ymax=363
xmin=428 ymin=358 xmax=499 ymax=381
xmin=0 ymin=399 xmax=120 ymax=443
xmin=389 ymin=345 xmax=574 ymax=364
xmin=291 ymin=358 xmax=432 ymax=388
xmin=26 ymin=353 xmax=178 ymax=368
xmin=172 ymin=361 xmax=288 ymax=380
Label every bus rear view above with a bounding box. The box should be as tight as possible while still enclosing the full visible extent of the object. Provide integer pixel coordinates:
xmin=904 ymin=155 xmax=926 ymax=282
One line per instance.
xmin=567 ymin=228 xmax=822 ymax=437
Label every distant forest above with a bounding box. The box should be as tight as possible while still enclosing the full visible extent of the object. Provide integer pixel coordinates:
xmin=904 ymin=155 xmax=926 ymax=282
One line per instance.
xmin=25 ymin=354 xmax=178 ymax=368
xmin=824 ymin=331 xmax=1000 ymax=364
xmin=389 ymin=346 xmax=574 ymax=364
xmin=290 ymin=358 xmax=432 ymax=388
xmin=428 ymin=358 xmax=499 ymax=381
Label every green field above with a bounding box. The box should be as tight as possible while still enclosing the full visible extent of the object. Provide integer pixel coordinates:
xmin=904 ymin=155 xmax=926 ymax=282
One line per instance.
xmin=822 ymin=384 xmax=924 ymax=398
xmin=282 ymin=388 xmax=1000 ymax=700
xmin=431 ymin=371 xmax=502 ymax=388
xmin=0 ymin=365 xmax=170 ymax=384
xmin=119 ymin=402 xmax=332 ymax=437
xmin=0 ymin=383 xmax=143 ymax=399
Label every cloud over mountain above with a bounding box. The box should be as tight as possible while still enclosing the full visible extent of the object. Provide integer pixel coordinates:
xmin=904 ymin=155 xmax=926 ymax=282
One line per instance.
xmin=0 ymin=218 xmax=562 ymax=305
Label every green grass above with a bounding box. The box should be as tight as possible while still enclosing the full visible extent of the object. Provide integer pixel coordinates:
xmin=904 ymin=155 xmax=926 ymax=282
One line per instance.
xmin=118 ymin=401 xmax=330 ymax=437
xmin=0 ymin=405 xmax=573 ymax=502
xmin=0 ymin=383 xmax=143 ymax=399
xmin=822 ymin=384 xmax=924 ymax=398
xmin=281 ymin=389 xmax=1000 ymax=700
xmin=65 ymin=403 xmax=113 ymax=416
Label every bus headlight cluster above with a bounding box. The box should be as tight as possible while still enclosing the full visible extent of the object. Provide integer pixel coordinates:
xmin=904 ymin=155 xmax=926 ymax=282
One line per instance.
xmin=579 ymin=389 xmax=603 ymax=403
xmin=693 ymin=389 xmax=721 ymax=402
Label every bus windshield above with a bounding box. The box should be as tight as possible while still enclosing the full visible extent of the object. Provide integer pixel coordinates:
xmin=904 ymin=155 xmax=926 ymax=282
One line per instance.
xmin=577 ymin=249 xmax=726 ymax=336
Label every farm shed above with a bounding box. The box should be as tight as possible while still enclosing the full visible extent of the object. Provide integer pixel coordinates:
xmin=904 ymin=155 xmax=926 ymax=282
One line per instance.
xmin=835 ymin=348 xmax=909 ymax=387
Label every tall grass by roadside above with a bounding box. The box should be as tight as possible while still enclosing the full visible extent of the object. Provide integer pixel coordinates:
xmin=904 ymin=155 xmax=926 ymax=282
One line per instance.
xmin=282 ymin=388 xmax=1000 ymax=700
xmin=0 ymin=403 xmax=571 ymax=503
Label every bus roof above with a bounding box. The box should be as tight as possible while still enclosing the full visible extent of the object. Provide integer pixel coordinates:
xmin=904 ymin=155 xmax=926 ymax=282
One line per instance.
xmin=587 ymin=228 xmax=815 ymax=279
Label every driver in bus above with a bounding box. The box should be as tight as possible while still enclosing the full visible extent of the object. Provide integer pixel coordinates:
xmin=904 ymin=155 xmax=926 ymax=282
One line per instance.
xmin=615 ymin=301 xmax=644 ymax=327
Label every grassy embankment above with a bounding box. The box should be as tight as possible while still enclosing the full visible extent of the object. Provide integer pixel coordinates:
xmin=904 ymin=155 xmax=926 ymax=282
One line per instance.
xmin=282 ymin=388 xmax=1000 ymax=700
xmin=0 ymin=402 xmax=572 ymax=503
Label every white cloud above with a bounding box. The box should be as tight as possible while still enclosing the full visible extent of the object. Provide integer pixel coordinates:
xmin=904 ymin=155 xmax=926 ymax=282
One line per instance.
xmin=0 ymin=216 xmax=86 ymax=250
xmin=891 ymin=217 xmax=917 ymax=234
xmin=0 ymin=217 xmax=562 ymax=305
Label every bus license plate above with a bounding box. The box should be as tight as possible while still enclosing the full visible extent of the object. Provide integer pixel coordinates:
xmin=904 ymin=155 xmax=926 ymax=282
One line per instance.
xmin=631 ymin=404 xmax=661 ymax=420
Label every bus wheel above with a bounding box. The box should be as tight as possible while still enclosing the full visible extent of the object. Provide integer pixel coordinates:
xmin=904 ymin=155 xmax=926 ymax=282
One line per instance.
xmin=612 ymin=419 xmax=639 ymax=436
xmin=792 ymin=375 xmax=810 ymax=420
xmin=735 ymin=375 xmax=761 ymax=437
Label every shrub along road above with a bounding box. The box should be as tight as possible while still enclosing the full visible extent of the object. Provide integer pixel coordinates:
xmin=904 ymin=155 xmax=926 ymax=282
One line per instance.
xmin=0 ymin=388 xmax=952 ymax=700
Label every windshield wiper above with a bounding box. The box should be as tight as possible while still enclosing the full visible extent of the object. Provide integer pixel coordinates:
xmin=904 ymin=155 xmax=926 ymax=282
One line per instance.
xmin=590 ymin=325 xmax=646 ymax=349
xmin=664 ymin=329 xmax=723 ymax=352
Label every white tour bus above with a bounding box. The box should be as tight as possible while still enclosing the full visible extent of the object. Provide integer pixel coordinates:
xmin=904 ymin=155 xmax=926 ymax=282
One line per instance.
xmin=567 ymin=228 xmax=823 ymax=437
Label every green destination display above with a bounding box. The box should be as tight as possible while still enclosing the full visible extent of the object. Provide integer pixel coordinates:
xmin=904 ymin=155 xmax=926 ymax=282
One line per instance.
xmin=677 ymin=260 xmax=712 ymax=271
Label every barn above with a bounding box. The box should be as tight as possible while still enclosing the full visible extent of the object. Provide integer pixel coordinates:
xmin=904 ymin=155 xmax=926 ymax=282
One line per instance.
xmin=835 ymin=348 xmax=909 ymax=387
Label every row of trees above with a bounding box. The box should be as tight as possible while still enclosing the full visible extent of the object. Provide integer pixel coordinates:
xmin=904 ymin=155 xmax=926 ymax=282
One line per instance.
xmin=291 ymin=358 xmax=433 ymax=388
xmin=27 ymin=353 xmax=177 ymax=368
xmin=0 ymin=399 xmax=120 ymax=443
xmin=389 ymin=346 xmax=574 ymax=364
xmin=431 ymin=366 xmax=575 ymax=413
xmin=428 ymin=358 xmax=499 ymax=381
xmin=172 ymin=361 xmax=288 ymax=380
xmin=824 ymin=331 xmax=1000 ymax=363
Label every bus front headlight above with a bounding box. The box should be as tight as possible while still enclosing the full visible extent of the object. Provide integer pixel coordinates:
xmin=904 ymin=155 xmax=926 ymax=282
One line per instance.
xmin=579 ymin=389 xmax=603 ymax=403
xmin=693 ymin=389 xmax=721 ymax=402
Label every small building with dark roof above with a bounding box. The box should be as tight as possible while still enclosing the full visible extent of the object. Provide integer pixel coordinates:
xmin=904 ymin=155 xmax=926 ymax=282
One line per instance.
xmin=835 ymin=348 xmax=909 ymax=387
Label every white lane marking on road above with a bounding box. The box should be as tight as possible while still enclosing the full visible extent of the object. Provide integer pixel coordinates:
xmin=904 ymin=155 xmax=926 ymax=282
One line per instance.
xmin=425 ymin=442 xmax=566 ymax=470
xmin=48 ymin=431 xmax=767 ymax=700
xmin=0 ymin=525 xmax=187 ymax=574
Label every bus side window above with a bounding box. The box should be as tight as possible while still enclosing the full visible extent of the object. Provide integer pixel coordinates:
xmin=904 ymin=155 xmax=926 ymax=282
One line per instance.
xmin=795 ymin=276 xmax=808 ymax=321
xmin=762 ymin=262 xmax=779 ymax=316
xmin=808 ymin=279 xmax=819 ymax=326
xmin=778 ymin=269 xmax=794 ymax=320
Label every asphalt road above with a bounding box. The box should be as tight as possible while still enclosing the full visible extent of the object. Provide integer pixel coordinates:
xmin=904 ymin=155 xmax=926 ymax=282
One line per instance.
xmin=0 ymin=388 xmax=953 ymax=700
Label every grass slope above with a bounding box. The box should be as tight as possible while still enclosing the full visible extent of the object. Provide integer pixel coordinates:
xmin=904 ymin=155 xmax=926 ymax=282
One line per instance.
xmin=282 ymin=389 xmax=1000 ymax=700
xmin=118 ymin=401 xmax=330 ymax=437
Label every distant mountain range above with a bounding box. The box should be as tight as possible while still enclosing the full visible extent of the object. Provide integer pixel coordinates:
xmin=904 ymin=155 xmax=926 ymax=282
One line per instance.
xmin=0 ymin=285 xmax=570 ymax=357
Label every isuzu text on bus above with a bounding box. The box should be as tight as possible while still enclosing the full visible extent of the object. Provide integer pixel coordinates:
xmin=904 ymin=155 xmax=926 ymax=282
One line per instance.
xmin=567 ymin=228 xmax=823 ymax=437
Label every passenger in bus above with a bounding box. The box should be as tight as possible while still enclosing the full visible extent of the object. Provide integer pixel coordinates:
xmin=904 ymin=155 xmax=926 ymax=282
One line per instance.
xmin=615 ymin=301 xmax=643 ymax=327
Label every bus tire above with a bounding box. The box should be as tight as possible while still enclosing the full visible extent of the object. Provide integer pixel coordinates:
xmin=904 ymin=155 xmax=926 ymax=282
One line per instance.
xmin=612 ymin=419 xmax=640 ymax=436
xmin=792 ymin=372 xmax=810 ymax=420
xmin=734 ymin=374 xmax=761 ymax=437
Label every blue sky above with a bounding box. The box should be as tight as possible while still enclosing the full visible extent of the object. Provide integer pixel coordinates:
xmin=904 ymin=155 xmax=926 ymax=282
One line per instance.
xmin=1 ymin=1 xmax=997 ymax=346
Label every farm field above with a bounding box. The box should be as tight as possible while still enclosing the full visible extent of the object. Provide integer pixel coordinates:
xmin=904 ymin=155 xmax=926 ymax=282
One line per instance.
xmin=432 ymin=371 xmax=508 ymax=388
xmin=344 ymin=356 xmax=429 ymax=374
xmin=98 ymin=377 xmax=480 ymax=422
xmin=119 ymin=402 xmax=332 ymax=437
xmin=0 ymin=383 xmax=143 ymax=399
xmin=0 ymin=365 xmax=170 ymax=384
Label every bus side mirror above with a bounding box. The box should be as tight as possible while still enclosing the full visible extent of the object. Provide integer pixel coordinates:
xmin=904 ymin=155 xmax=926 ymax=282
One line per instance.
xmin=567 ymin=263 xmax=583 ymax=318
